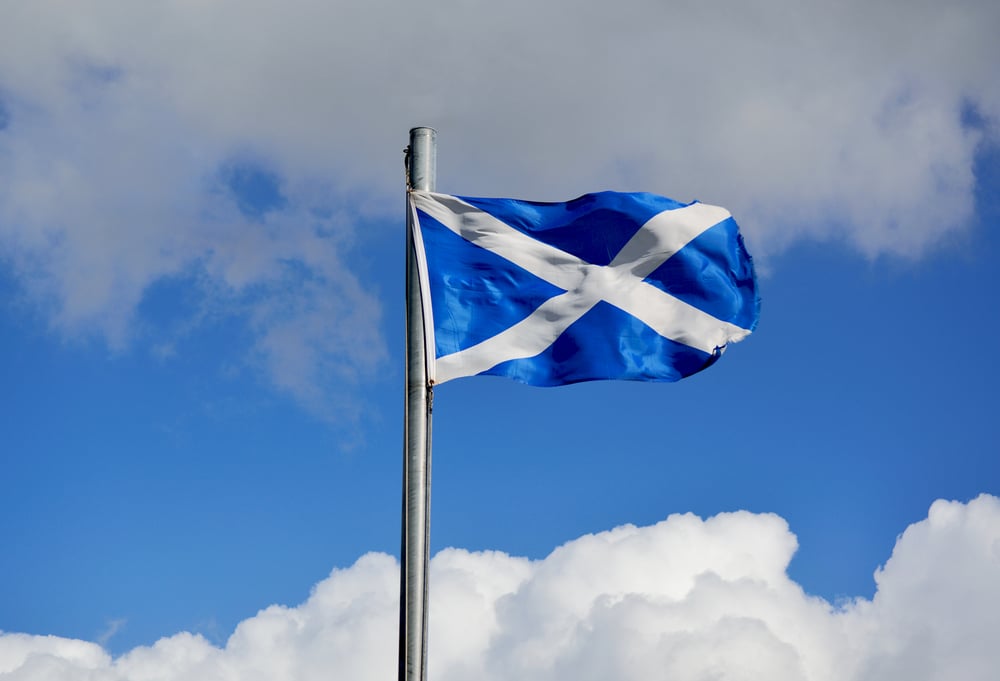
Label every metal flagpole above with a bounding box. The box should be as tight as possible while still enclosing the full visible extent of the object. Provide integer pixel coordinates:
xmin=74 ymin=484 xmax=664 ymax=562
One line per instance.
xmin=400 ymin=126 xmax=436 ymax=681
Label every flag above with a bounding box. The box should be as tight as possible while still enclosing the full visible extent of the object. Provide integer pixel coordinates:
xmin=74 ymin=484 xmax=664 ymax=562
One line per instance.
xmin=409 ymin=190 xmax=759 ymax=387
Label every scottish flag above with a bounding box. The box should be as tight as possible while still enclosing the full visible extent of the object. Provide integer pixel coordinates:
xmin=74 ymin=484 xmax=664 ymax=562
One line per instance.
xmin=409 ymin=191 xmax=759 ymax=387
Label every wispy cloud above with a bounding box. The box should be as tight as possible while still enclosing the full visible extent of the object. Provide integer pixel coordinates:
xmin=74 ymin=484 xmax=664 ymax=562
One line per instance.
xmin=1 ymin=0 xmax=996 ymax=413
xmin=95 ymin=620 xmax=127 ymax=649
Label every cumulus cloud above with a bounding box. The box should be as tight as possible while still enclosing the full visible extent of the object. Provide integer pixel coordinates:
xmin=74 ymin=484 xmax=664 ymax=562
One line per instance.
xmin=2 ymin=495 xmax=998 ymax=681
xmin=0 ymin=0 xmax=997 ymax=408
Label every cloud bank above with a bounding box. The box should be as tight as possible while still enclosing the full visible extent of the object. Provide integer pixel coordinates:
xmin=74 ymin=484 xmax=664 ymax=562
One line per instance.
xmin=2 ymin=494 xmax=998 ymax=681
xmin=1 ymin=0 xmax=998 ymax=409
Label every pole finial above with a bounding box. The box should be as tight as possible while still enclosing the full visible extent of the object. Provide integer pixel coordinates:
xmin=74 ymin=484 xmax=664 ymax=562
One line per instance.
xmin=408 ymin=127 xmax=437 ymax=193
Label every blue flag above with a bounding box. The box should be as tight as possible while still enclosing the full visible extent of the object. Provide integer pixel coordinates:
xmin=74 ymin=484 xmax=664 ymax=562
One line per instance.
xmin=409 ymin=191 xmax=759 ymax=387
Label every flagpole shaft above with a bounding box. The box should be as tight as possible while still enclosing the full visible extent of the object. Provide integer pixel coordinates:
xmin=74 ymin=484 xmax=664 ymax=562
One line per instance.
xmin=400 ymin=126 xmax=436 ymax=681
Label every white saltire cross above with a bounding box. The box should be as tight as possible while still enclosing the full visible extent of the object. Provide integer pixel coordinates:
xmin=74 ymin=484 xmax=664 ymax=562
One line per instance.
xmin=410 ymin=192 xmax=750 ymax=385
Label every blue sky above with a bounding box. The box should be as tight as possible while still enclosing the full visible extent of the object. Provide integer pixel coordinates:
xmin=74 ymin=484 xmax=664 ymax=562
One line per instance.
xmin=1 ymin=2 xmax=999 ymax=679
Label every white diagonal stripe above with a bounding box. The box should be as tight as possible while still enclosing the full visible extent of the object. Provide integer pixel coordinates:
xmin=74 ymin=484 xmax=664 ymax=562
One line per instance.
xmin=435 ymin=289 xmax=601 ymax=384
xmin=609 ymin=202 xmax=732 ymax=275
xmin=602 ymin=277 xmax=750 ymax=350
xmin=412 ymin=192 xmax=593 ymax=293
xmin=411 ymin=192 xmax=750 ymax=381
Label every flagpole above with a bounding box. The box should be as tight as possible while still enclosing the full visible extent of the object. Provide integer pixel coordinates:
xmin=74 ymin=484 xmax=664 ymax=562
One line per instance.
xmin=400 ymin=126 xmax=436 ymax=681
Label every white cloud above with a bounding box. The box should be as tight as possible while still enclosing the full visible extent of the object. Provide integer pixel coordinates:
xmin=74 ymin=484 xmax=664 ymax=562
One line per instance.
xmin=2 ymin=495 xmax=998 ymax=681
xmin=0 ymin=0 xmax=997 ymax=407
